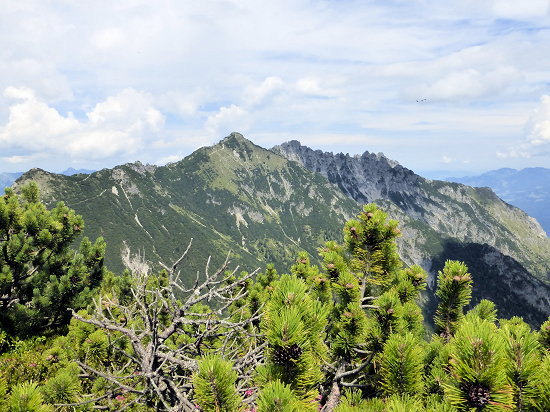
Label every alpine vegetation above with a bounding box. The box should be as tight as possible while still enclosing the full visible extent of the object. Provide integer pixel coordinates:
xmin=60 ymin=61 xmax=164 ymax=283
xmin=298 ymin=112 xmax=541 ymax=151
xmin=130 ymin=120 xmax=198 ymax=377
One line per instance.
xmin=2 ymin=184 xmax=550 ymax=411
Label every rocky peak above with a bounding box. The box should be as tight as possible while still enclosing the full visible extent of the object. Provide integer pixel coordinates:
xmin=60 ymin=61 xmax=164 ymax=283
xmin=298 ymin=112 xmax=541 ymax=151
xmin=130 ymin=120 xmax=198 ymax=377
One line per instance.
xmin=125 ymin=160 xmax=157 ymax=175
xmin=272 ymin=140 xmax=424 ymax=207
xmin=273 ymin=140 xmax=550 ymax=282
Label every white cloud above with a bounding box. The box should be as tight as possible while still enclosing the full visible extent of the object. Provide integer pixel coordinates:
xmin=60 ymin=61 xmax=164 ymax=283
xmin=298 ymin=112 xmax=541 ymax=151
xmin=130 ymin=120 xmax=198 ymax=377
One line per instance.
xmin=1 ymin=1 xmax=550 ymax=172
xmin=497 ymin=95 xmax=550 ymax=158
xmin=157 ymin=89 xmax=209 ymax=118
xmin=0 ymin=87 xmax=165 ymax=160
xmin=492 ymin=0 xmax=550 ymax=18
xmin=204 ymin=104 xmax=251 ymax=135
xmin=524 ymin=95 xmax=550 ymax=146
xmin=2 ymin=155 xmax=32 ymax=164
xmin=0 ymin=59 xmax=73 ymax=103
xmin=442 ymin=155 xmax=454 ymax=164
xmin=415 ymin=66 xmax=522 ymax=102
xmin=296 ymin=77 xmax=323 ymax=96
xmin=91 ymin=28 xmax=126 ymax=50
xmin=155 ymin=154 xmax=182 ymax=165
xmin=243 ymin=77 xmax=285 ymax=110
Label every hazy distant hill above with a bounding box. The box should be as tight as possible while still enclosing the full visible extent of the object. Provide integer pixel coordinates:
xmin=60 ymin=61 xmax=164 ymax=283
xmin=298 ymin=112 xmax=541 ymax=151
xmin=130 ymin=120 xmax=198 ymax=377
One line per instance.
xmin=61 ymin=167 xmax=96 ymax=176
xmin=13 ymin=133 xmax=550 ymax=326
xmin=447 ymin=168 xmax=550 ymax=235
xmin=0 ymin=172 xmax=23 ymax=190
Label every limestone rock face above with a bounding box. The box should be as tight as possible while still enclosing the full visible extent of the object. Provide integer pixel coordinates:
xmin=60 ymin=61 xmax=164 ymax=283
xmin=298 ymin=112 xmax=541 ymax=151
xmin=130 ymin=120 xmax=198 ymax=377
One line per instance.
xmin=273 ymin=140 xmax=550 ymax=325
xmin=273 ymin=140 xmax=550 ymax=281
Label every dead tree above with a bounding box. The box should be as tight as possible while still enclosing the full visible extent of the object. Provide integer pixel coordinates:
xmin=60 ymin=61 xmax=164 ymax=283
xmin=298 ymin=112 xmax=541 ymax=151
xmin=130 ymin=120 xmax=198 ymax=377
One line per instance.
xmin=69 ymin=239 xmax=265 ymax=411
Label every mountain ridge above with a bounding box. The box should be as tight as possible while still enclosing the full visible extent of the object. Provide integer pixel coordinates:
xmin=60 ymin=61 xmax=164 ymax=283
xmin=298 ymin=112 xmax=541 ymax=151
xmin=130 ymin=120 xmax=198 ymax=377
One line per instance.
xmin=446 ymin=167 xmax=550 ymax=234
xmin=272 ymin=140 xmax=550 ymax=281
xmin=12 ymin=133 xmax=550 ymax=326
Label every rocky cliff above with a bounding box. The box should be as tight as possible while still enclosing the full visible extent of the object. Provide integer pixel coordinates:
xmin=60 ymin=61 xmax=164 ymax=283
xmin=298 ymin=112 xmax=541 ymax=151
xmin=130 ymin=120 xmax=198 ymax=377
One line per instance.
xmin=272 ymin=141 xmax=550 ymax=282
xmin=273 ymin=141 xmax=550 ymax=325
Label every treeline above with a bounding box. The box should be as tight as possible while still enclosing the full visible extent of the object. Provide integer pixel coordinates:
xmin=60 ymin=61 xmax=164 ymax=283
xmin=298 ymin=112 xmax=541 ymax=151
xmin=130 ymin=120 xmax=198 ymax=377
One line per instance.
xmin=1 ymin=183 xmax=550 ymax=411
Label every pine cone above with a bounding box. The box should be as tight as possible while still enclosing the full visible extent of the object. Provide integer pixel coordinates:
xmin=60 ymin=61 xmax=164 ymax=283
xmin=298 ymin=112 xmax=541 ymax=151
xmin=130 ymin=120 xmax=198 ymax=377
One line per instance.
xmin=288 ymin=343 xmax=303 ymax=360
xmin=468 ymin=383 xmax=490 ymax=407
xmin=273 ymin=344 xmax=302 ymax=366
xmin=273 ymin=345 xmax=290 ymax=365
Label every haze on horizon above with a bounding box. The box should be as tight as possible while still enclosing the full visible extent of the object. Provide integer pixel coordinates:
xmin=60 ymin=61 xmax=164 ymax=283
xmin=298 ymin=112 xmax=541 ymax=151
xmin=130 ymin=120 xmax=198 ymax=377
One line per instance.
xmin=1 ymin=0 xmax=550 ymax=178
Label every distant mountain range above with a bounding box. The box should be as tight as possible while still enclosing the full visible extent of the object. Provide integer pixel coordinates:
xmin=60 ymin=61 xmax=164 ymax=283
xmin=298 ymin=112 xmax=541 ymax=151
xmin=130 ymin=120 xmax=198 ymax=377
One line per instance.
xmin=0 ymin=172 xmax=24 ymax=189
xmin=61 ymin=167 xmax=96 ymax=176
xmin=11 ymin=133 xmax=550 ymax=327
xmin=447 ymin=168 xmax=550 ymax=235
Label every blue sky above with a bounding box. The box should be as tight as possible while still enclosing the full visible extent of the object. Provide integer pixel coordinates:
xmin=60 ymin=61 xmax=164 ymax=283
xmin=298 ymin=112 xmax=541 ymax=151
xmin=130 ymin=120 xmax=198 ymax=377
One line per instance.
xmin=1 ymin=0 xmax=550 ymax=178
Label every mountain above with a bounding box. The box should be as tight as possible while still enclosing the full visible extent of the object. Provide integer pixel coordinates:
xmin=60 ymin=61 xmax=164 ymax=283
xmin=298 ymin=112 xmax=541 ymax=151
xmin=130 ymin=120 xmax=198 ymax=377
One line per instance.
xmin=13 ymin=134 xmax=360 ymax=281
xmin=272 ymin=141 xmax=550 ymax=326
xmin=12 ymin=133 xmax=550 ymax=326
xmin=446 ymin=168 xmax=550 ymax=235
xmin=0 ymin=169 xmax=93 ymax=190
xmin=1 ymin=172 xmax=23 ymax=190
xmin=272 ymin=141 xmax=550 ymax=281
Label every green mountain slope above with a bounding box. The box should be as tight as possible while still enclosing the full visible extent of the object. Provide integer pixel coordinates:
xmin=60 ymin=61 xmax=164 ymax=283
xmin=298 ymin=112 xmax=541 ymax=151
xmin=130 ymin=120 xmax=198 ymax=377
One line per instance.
xmin=14 ymin=133 xmax=361 ymax=278
xmin=12 ymin=133 xmax=550 ymax=326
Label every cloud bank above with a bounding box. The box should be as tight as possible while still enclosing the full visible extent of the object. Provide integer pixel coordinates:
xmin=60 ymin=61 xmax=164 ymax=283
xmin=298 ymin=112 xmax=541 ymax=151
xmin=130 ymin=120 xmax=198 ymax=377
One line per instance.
xmin=0 ymin=0 xmax=549 ymax=173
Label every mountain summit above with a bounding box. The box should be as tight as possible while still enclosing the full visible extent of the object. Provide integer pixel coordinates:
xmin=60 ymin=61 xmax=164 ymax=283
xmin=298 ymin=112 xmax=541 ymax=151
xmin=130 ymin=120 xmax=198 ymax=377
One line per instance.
xmin=13 ymin=133 xmax=550 ymax=326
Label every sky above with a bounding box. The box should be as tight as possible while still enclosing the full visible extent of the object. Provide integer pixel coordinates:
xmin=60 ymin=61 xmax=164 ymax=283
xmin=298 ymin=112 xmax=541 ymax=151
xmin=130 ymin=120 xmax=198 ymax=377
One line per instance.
xmin=1 ymin=0 xmax=550 ymax=178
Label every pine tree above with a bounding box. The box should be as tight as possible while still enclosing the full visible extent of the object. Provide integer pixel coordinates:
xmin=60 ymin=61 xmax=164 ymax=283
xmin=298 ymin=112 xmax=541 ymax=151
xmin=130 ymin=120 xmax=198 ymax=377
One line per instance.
xmin=434 ymin=260 xmax=472 ymax=342
xmin=444 ymin=317 xmax=513 ymax=411
xmin=499 ymin=317 xmax=542 ymax=412
xmin=0 ymin=182 xmax=105 ymax=336
xmin=319 ymin=204 xmax=427 ymax=411
xmin=257 ymin=272 xmax=329 ymax=410
xmin=193 ymin=354 xmax=242 ymax=412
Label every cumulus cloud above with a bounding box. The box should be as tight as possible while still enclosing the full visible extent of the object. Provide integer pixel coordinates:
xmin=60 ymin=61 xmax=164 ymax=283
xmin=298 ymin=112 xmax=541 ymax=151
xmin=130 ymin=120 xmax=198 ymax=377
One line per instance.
xmin=0 ymin=87 xmax=165 ymax=160
xmin=498 ymin=95 xmax=550 ymax=158
xmin=2 ymin=1 xmax=550 ymax=172
xmin=157 ymin=89 xmax=209 ymax=118
xmin=524 ymin=95 xmax=550 ymax=146
xmin=243 ymin=77 xmax=285 ymax=110
xmin=402 ymin=64 xmax=523 ymax=102
xmin=0 ymin=59 xmax=73 ymax=103
xmin=204 ymin=104 xmax=251 ymax=135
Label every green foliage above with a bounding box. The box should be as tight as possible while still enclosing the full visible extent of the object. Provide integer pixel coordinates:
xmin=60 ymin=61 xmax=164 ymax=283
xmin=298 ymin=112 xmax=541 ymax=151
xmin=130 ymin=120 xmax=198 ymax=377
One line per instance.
xmin=0 ymin=183 xmax=105 ymax=336
xmin=3 ymin=195 xmax=549 ymax=412
xmin=444 ymin=318 xmax=513 ymax=411
xmin=499 ymin=317 xmax=542 ymax=412
xmin=385 ymin=393 xmax=425 ymax=412
xmin=434 ymin=260 xmax=472 ymax=342
xmin=379 ymin=332 xmax=424 ymax=398
xmin=193 ymin=354 xmax=242 ymax=412
xmin=256 ymin=380 xmax=302 ymax=412
xmin=42 ymin=363 xmax=80 ymax=409
xmin=538 ymin=317 xmax=550 ymax=353
xmin=334 ymin=389 xmax=368 ymax=411
xmin=343 ymin=204 xmax=402 ymax=288
xmin=466 ymin=300 xmax=498 ymax=324
xmin=8 ymin=381 xmax=53 ymax=412
xmin=258 ymin=273 xmax=329 ymax=403
xmin=0 ymin=336 xmax=51 ymax=392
